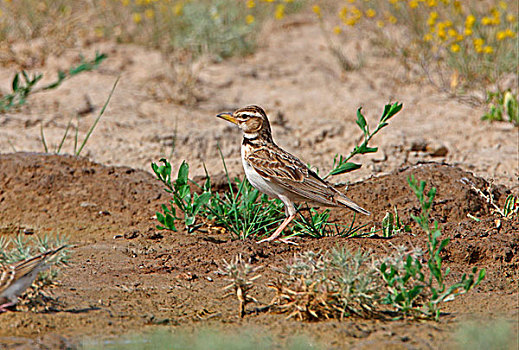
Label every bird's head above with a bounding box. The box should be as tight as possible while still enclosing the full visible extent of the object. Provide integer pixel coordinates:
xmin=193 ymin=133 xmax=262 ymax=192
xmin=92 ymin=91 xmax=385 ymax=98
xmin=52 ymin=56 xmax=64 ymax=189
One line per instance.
xmin=216 ymin=105 xmax=272 ymax=140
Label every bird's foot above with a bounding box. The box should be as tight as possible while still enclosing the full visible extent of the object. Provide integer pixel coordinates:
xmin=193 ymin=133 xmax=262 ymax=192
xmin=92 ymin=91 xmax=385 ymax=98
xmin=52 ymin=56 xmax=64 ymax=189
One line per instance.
xmin=0 ymin=302 xmax=15 ymax=313
xmin=257 ymin=236 xmax=298 ymax=245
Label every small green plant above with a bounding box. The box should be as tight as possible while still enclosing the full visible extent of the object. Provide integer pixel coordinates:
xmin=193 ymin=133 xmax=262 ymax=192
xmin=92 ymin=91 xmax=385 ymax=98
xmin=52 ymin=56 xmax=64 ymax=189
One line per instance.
xmin=0 ymin=52 xmax=106 ymax=113
xmin=151 ymin=160 xmax=212 ymax=232
xmin=482 ymin=90 xmax=518 ymax=126
xmin=381 ymin=207 xmax=411 ymax=238
xmin=218 ymin=254 xmax=262 ymax=318
xmin=324 ymin=102 xmax=403 ymax=179
xmin=379 ymin=176 xmax=486 ymax=320
xmin=269 ymin=248 xmax=381 ymax=320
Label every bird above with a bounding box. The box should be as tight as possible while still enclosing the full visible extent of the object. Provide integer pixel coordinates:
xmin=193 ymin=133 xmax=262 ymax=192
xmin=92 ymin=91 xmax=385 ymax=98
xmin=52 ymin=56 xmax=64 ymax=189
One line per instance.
xmin=0 ymin=245 xmax=68 ymax=312
xmin=216 ymin=105 xmax=370 ymax=243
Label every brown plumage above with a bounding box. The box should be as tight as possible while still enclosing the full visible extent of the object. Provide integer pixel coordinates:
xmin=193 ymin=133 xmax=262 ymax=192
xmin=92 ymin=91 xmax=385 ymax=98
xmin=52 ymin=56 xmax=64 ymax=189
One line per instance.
xmin=216 ymin=105 xmax=370 ymax=243
xmin=0 ymin=245 xmax=68 ymax=312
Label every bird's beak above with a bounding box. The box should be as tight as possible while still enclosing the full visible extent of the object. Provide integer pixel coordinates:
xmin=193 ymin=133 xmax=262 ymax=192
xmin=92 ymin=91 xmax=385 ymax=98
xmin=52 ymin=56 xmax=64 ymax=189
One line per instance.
xmin=216 ymin=112 xmax=238 ymax=125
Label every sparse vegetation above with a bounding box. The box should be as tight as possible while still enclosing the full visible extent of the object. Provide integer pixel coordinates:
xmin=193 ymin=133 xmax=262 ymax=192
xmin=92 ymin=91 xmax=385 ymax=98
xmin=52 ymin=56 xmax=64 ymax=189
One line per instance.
xmin=0 ymin=52 xmax=106 ymax=113
xmin=40 ymin=76 xmax=119 ymax=156
xmin=379 ymin=176 xmax=486 ymax=320
xmin=152 ymin=102 xmax=402 ymax=241
xmin=218 ymin=254 xmax=262 ymax=318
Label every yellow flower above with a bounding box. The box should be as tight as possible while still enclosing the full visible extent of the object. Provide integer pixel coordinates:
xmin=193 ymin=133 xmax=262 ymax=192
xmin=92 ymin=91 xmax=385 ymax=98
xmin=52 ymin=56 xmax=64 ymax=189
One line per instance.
xmin=475 ymin=46 xmax=483 ymax=53
xmin=437 ymin=28 xmax=446 ymax=39
xmin=456 ymin=34 xmax=463 ymax=41
xmin=145 ymin=8 xmax=154 ymax=19
xmin=173 ymin=3 xmax=183 ymax=16
xmin=333 ymin=26 xmax=342 ymax=34
xmin=483 ymin=45 xmax=493 ymax=54
xmin=473 ymin=38 xmax=484 ymax=47
xmin=312 ymin=5 xmax=321 ymax=17
xmin=284 ymin=0 xmax=294 ymax=2
xmin=450 ymin=43 xmax=460 ymax=52
xmin=388 ymin=15 xmax=397 ymax=24
xmin=346 ymin=17 xmax=357 ymax=26
xmin=247 ymin=0 xmax=255 ymax=8
xmin=465 ymin=14 xmax=475 ymax=28
xmin=339 ymin=7 xmax=348 ymax=20
xmin=448 ymin=28 xmax=457 ymax=37
xmin=409 ymin=0 xmax=419 ymax=9
xmin=498 ymin=1 xmax=507 ymax=10
xmin=132 ymin=12 xmax=142 ymax=24
xmin=275 ymin=4 xmax=285 ymax=20
xmin=423 ymin=33 xmax=433 ymax=41
xmin=427 ymin=0 xmax=436 ymax=7
xmin=464 ymin=28 xmax=472 ymax=36
xmin=121 ymin=0 xmax=130 ymax=6
xmin=496 ymin=31 xmax=507 ymax=41
xmin=481 ymin=17 xmax=492 ymax=25
xmin=348 ymin=0 xmax=356 ymax=3
xmin=366 ymin=8 xmax=376 ymax=17
xmin=351 ymin=6 xmax=362 ymax=19
xmin=505 ymin=29 xmax=516 ymax=38
xmin=377 ymin=20 xmax=385 ymax=27
xmin=444 ymin=20 xmax=452 ymax=27
xmin=246 ymin=14 xmax=254 ymax=24
xmin=507 ymin=14 xmax=516 ymax=23
xmin=389 ymin=0 xmax=399 ymax=4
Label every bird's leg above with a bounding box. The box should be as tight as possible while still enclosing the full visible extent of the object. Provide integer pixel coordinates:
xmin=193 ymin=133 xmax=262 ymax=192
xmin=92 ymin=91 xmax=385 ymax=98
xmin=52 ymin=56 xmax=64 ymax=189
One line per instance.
xmin=258 ymin=196 xmax=297 ymax=244
xmin=257 ymin=214 xmax=295 ymax=243
xmin=0 ymin=301 xmax=16 ymax=313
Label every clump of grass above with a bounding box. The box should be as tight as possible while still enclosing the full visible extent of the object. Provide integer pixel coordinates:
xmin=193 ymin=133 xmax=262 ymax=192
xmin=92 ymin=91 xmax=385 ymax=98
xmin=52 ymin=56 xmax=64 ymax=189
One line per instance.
xmin=218 ymin=254 xmax=262 ymax=318
xmin=269 ymin=248 xmax=381 ymax=320
xmin=0 ymin=52 xmax=106 ymax=113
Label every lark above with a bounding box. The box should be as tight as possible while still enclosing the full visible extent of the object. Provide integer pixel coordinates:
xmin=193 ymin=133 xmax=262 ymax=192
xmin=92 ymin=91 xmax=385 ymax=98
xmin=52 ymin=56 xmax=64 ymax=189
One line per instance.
xmin=0 ymin=245 xmax=68 ymax=312
xmin=217 ymin=105 xmax=370 ymax=243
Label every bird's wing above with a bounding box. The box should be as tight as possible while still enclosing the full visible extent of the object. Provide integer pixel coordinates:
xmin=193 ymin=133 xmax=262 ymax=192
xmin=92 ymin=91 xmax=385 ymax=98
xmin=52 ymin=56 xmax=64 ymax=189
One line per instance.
xmin=0 ymin=245 xmax=68 ymax=294
xmin=247 ymin=145 xmax=339 ymax=206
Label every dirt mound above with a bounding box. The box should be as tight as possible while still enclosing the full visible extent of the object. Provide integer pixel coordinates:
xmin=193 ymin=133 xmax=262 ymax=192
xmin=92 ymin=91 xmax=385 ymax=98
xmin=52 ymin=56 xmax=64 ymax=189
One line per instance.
xmin=0 ymin=153 xmax=517 ymax=347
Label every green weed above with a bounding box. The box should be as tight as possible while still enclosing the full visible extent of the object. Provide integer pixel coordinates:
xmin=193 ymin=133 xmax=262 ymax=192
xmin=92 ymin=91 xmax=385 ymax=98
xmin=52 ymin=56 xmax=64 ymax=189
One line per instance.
xmin=324 ymin=102 xmax=403 ymax=179
xmin=482 ymin=90 xmax=518 ymax=126
xmin=379 ymin=176 xmax=486 ymax=320
xmin=381 ymin=207 xmax=411 ymax=238
xmin=40 ymin=76 xmax=119 ymax=156
xmin=0 ymin=52 xmax=106 ymax=113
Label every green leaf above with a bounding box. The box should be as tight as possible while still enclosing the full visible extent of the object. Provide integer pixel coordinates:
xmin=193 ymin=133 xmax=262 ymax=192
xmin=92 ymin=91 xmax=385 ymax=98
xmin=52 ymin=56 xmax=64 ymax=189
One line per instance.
xmin=176 ymin=161 xmax=189 ymax=186
xmin=356 ymin=107 xmax=367 ymax=133
xmin=329 ymin=162 xmax=361 ymax=175
xmin=12 ymin=73 xmax=19 ymax=91
xmin=381 ymin=102 xmax=403 ymax=123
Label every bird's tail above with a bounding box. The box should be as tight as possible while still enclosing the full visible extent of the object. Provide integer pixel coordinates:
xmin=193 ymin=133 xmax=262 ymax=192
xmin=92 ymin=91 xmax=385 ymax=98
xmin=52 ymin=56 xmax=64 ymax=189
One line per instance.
xmin=336 ymin=195 xmax=371 ymax=216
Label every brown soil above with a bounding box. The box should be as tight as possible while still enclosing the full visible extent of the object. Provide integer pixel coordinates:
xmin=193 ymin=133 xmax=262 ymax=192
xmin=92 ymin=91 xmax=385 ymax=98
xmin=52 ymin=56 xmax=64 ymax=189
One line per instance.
xmin=0 ymin=8 xmax=518 ymax=349
xmin=0 ymin=153 xmax=517 ymax=348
